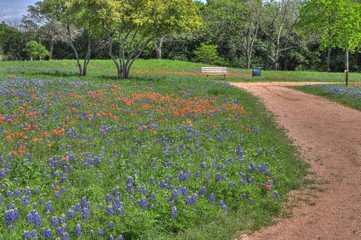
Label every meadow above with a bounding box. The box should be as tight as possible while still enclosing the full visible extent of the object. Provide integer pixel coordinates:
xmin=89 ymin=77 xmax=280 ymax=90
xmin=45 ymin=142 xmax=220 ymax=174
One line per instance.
xmin=291 ymin=83 xmax=361 ymax=111
xmin=0 ymin=59 xmax=346 ymax=240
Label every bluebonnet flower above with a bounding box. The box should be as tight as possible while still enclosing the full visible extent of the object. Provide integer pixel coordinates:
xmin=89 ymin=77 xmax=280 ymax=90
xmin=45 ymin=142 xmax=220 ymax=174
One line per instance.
xmin=200 ymin=187 xmax=206 ymax=195
xmin=105 ymin=194 xmax=113 ymax=202
xmin=22 ymin=196 xmax=31 ymax=205
xmin=6 ymin=190 xmax=12 ymax=197
xmin=4 ymin=208 xmax=19 ymax=228
xmin=106 ymin=221 xmax=115 ymax=229
xmin=138 ymin=198 xmax=148 ymax=209
xmin=26 ymin=210 xmax=42 ymax=226
xmin=272 ymin=191 xmax=280 ymax=198
xmin=45 ymin=201 xmax=53 ymax=213
xmin=126 ymin=184 xmax=133 ymax=193
xmin=172 ymin=190 xmax=180 ymax=200
xmin=200 ymin=162 xmax=207 ymax=169
xmin=126 ymin=177 xmax=133 ymax=184
xmin=228 ymin=182 xmax=234 ymax=188
xmin=97 ymin=229 xmax=105 ymax=236
xmin=25 ymin=186 xmax=32 ymax=195
xmin=150 ymin=177 xmax=155 ymax=185
xmin=23 ymin=230 xmax=38 ymax=239
xmin=185 ymin=195 xmax=197 ymax=205
xmin=54 ymin=191 xmax=61 ymax=199
xmin=40 ymin=228 xmax=52 ymax=239
xmin=170 ymin=207 xmax=177 ymax=218
xmin=150 ymin=193 xmax=156 ymax=201
xmin=215 ymin=174 xmax=222 ymax=182
xmin=67 ymin=209 xmax=76 ymax=219
xmin=218 ymin=200 xmax=228 ymax=211
xmin=0 ymin=193 xmax=2 ymax=205
xmin=56 ymin=226 xmax=68 ymax=237
xmin=106 ymin=205 xmax=114 ymax=215
xmin=59 ymin=214 xmax=66 ymax=224
xmin=82 ymin=207 xmax=90 ymax=219
xmin=81 ymin=197 xmax=91 ymax=207
xmin=74 ymin=224 xmax=83 ymax=236
xmin=208 ymin=193 xmax=215 ymax=203
xmin=50 ymin=216 xmax=59 ymax=227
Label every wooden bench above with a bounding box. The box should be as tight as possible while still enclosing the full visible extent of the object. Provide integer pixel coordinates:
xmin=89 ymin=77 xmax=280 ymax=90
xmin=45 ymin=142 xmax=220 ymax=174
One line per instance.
xmin=201 ymin=67 xmax=228 ymax=79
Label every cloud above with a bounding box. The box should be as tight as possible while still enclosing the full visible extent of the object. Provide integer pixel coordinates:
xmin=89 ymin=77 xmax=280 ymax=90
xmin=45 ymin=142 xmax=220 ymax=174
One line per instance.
xmin=0 ymin=8 xmax=22 ymax=20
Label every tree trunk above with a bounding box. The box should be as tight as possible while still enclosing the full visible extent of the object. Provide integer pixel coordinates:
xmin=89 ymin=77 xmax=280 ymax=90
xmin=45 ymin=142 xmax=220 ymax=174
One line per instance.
xmin=49 ymin=37 xmax=54 ymax=61
xmin=153 ymin=37 xmax=164 ymax=59
xmin=345 ymin=48 xmax=349 ymax=71
xmin=326 ymin=47 xmax=331 ymax=72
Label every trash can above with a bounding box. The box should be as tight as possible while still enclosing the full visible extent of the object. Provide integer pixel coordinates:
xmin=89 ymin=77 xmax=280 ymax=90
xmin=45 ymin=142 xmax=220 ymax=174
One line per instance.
xmin=252 ymin=67 xmax=262 ymax=77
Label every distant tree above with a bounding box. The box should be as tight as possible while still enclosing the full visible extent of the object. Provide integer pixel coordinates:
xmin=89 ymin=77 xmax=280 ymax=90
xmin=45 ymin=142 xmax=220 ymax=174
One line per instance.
xmin=65 ymin=0 xmax=117 ymax=76
xmin=193 ymin=42 xmax=223 ymax=64
xmin=104 ymin=0 xmax=202 ymax=79
xmin=258 ymin=0 xmax=303 ymax=70
xmin=203 ymin=0 xmax=261 ymax=68
xmin=23 ymin=40 xmax=50 ymax=60
xmin=0 ymin=22 xmax=27 ymax=60
xmin=299 ymin=0 xmax=361 ymax=72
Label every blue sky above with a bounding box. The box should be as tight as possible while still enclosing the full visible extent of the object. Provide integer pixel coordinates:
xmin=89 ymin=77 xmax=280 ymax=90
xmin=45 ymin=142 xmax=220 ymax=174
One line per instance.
xmin=0 ymin=0 xmax=207 ymax=22
xmin=0 ymin=0 xmax=38 ymax=22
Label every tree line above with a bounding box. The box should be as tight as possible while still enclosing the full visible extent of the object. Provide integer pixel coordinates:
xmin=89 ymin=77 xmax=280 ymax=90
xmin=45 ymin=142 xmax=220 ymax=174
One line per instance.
xmin=1 ymin=0 xmax=361 ymax=78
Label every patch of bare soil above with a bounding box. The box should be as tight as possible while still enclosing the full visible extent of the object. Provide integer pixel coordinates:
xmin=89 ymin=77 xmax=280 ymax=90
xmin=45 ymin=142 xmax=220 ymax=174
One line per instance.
xmin=230 ymin=82 xmax=361 ymax=240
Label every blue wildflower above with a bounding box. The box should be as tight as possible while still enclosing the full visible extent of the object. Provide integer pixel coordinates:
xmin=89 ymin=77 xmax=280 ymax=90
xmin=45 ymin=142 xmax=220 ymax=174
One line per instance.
xmin=4 ymin=208 xmax=19 ymax=228
xmin=170 ymin=207 xmax=177 ymax=218
xmin=138 ymin=198 xmax=148 ymax=209
xmin=40 ymin=228 xmax=52 ymax=239
xmin=106 ymin=221 xmax=115 ymax=229
xmin=272 ymin=191 xmax=280 ymax=198
xmin=209 ymin=193 xmax=215 ymax=203
xmin=26 ymin=210 xmax=42 ymax=226
xmin=74 ymin=224 xmax=83 ymax=236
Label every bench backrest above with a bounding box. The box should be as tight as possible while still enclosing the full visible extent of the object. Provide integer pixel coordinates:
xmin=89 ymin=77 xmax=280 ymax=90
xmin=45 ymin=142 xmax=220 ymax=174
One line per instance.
xmin=201 ymin=67 xmax=227 ymax=73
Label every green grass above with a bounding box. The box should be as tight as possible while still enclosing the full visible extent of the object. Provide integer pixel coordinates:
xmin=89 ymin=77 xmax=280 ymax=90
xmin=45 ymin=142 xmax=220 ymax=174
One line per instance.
xmin=0 ymin=59 xmax=309 ymax=240
xmin=291 ymin=83 xmax=361 ymax=111
xmin=2 ymin=59 xmax=361 ymax=83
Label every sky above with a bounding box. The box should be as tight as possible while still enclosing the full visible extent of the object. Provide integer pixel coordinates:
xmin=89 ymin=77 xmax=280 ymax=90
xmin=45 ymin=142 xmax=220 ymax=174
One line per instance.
xmin=0 ymin=0 xmax=207 ymax=23
xmin=0 ymin=0 xmax=38 ymax=22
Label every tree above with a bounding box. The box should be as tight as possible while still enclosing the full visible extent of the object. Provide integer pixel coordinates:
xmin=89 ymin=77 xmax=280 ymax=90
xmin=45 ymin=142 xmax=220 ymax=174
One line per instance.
xmin=0 ymin=21 xmax=27 ymax=60
xmin=23 ymin=40 xmax=50 ymax=60
xmin=258 ymin=0 xmax=303 ymax=70
xmin=106 ymin=0 xmax=202 ymax=79
xmin=299 ymin=0 xmax=361 ymax=72
xmin=193 ymin=41 xmax=223 ymax=64
xmin=65 ymin=0 xmax=118 ymax=76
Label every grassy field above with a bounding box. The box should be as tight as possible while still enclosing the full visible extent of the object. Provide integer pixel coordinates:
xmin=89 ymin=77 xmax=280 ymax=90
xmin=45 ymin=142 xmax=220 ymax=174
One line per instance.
xmin=2 ymin=59 xmax=361 ymax=83
xmin=0 ymin=59 xmax=323 ymax=240
xmin=291 ymin=83 xmax=361 ymax=111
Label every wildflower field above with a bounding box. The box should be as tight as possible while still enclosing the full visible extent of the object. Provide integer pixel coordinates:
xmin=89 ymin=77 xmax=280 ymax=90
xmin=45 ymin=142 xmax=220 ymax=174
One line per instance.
xmin=292 ymin=83 xmax=361 ymax=111
xmin=0 ymin=60 xmax=306 ymax=240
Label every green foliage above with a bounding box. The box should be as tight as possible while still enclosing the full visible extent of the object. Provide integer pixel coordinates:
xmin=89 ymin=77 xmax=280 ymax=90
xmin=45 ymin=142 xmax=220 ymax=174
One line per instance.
xmin=193 ymin=42 xmax=225 ymax=65
xmin=299 ymin=0 xmax=361 ymax=52
xmin=23 ymin=40 xmax=50 ymax=60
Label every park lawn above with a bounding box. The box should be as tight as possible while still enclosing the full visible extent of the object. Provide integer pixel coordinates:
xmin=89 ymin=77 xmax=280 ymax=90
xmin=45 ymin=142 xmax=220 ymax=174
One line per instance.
xmin=2 ymin=59 xmax=361 ymax=83
xmin=0 ymin=59 xmax=308 ymax=240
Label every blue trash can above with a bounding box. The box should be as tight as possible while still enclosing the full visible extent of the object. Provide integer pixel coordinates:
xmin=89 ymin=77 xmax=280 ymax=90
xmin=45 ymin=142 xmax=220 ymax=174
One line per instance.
xmin=252 ymin=67 xmax=262 ymax=77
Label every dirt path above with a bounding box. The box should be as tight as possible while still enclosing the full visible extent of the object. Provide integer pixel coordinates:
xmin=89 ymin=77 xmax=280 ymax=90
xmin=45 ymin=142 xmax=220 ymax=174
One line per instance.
xmin=230 ymin=82 xmax=361 ymax=240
